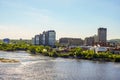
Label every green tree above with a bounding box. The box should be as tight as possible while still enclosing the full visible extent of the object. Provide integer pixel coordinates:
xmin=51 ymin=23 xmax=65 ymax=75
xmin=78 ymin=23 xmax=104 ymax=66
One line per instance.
xmin=49 ymin=50 xmax=58 ymax=57
xmin=73 ymin=47 xmax=83 ymax=58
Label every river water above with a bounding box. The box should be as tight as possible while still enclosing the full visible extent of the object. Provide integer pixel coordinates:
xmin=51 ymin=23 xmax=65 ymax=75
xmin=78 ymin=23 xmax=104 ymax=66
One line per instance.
xmin=0 ymin=51 xmax=120 ymax=80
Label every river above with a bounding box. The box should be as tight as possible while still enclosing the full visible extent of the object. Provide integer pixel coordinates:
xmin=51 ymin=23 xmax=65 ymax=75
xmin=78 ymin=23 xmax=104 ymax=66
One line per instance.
xmin=0 ymin=51 xmax=120 ymax=80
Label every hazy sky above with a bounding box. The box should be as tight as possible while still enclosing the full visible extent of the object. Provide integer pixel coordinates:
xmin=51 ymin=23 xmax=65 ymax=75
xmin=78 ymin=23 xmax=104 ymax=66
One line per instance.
xmin=0 ymin=0 xmax=120 ymax=40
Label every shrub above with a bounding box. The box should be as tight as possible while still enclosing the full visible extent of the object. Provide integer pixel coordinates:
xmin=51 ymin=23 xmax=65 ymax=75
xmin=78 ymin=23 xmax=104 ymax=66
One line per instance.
xmin=49 ymin=50 xmax=58 ymax=57
xmin=28 ymin=46 xmax=36 ymax=54
xmin=74 ymin=47 xmax=83 ymax=58
xmin=115 ymin=56 xmax=120 ymax=62
xmin=59 ymin=53 xmax=69 ymax=58
xmin=35 ymin=46 xmax=44 ymax=53
xmin=42 ymin=49 xmax=49 ymax=56
xmin=68 ymin=52 xmax=74 ymax=57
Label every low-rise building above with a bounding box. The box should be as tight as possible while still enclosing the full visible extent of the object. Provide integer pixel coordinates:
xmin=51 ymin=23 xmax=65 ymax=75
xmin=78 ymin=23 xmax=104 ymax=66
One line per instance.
xmin=3 ymin=38 xmax=10 ymax=44
xmin=84 ymin=37 xmax=94 ymax=46
xmin=95 ymin=47 xmax=108 ymax=53
xmin=59 ymin=38 xmax=83 ymax=47
xmin=110 ymin=48 xmax=120 ymax=54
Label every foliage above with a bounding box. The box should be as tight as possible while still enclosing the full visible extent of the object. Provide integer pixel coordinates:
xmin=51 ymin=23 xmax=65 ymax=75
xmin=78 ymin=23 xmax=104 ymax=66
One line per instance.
xmin=28 ymin=46 xmax=36 ymax=54
xmin=42 ymin=49 xmax=49 ymax=56
xmin=59 ymin=53 xmax=69 ymax=58
xmin=68 ymin=52 xmax=74 ymax=57
xmin=49 ymin=50 xmax=58 ymax=57
xmin=35 ymin=46 xmax=44 ymax=53
xmin=0 ymin=42 xmax=120 ymax=62
xmin=109 ymin=39 xmax=120 ymax=43
xmin=70 ymin=47 xmax=83 ymax=57
xmin=114 ymin=56 xmax=120 ymax=62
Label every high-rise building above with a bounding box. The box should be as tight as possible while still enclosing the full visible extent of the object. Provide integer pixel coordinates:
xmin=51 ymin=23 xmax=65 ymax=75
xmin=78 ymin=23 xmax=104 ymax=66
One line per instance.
xmin=32 ymin=38 xmax=35 ymax=45
xmin=42 ymin=31 xmax=46 ymax=45
xmin=32 ymin=30 xmax=56 ymax=47
xmin=98 ymin=28 xmax=107 ymax=43
xmin=35 ymin=35 xmax=40 ymax=45
xmin=45 ymin=30 xmax=56 ymax=47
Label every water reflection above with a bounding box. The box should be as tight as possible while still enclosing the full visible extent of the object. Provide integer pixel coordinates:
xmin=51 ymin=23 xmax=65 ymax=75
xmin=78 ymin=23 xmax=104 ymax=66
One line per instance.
xmin=0 ymin=51 xmax=120 ymax=80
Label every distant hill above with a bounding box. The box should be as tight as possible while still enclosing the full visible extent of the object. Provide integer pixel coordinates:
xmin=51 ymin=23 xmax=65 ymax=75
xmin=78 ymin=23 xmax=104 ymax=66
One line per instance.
xmin=108 ymin=39 xmax=120 ymax=43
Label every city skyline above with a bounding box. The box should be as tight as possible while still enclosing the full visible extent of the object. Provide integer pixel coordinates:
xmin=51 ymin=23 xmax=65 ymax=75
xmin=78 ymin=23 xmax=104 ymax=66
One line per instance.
xmin=0 ymin=0 xmax=120 ymax=40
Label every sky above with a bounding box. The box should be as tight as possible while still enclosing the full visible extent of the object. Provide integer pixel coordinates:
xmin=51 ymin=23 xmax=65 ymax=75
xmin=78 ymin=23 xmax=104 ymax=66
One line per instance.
xmin=0 ymin=0 xmax=120 ymax=40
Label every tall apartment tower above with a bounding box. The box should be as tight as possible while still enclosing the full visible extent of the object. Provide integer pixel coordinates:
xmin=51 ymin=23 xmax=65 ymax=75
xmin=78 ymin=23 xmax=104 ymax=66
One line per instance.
xmin=45 ymin=30 xmax=56 ymax=47
xmin=42 ymin=31 xmax=46 ymax=45
xmin=35 ymin=35 xmax=40 ymax=45
xmin=98 ymin=28 xmax=107 ymax=43
xmin=32 ymin=30 xmax=56 ymax=47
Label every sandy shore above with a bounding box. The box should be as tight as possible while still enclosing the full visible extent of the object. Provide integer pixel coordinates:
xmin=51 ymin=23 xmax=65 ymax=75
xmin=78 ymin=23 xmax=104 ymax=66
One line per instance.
xmin=0 ymin=58 xmax=20 ymax=63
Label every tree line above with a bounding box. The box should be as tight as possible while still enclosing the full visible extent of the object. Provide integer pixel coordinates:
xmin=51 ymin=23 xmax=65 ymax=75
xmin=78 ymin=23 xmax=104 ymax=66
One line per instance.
xmin=0 ymin=42 xmax=120 ymax=62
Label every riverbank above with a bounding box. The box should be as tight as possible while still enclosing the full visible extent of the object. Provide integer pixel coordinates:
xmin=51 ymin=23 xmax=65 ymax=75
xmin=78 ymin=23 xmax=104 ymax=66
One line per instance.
xmin=0 ymin=43 xmax=120 ymax=62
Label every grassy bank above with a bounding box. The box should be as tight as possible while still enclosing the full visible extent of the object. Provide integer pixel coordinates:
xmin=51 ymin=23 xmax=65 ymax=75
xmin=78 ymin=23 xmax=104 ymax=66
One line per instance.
xmin=0 ymin=43 xmax=120 ymax=62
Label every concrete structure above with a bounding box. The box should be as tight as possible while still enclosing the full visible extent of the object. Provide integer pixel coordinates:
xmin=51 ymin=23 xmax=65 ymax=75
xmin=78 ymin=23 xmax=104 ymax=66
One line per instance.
xmin=32 ymin=38 xmax=35 ymax=45
xmin=59 ymin=38 xmax=83 ymax=47
xmin=45 ymin=30 xmax=56 ymax=47
xmin=35 ymin=35 xmax=40 ymax=45
xmin=93 ymin=35 xmax=98 ymax=43
xmin=3 ymin=38 xmax=10 ymax=44
xmin=95 ymin=47 xmax=108 ymax=53
xmin=117 ymin=44 xmax=120 ymax=49
xmin=84 ymin=37 xmax=94 ymax=46
xmin=32 ymin=30 xmax=56 ymax=47
xmin=42 ymin=31 xmax=46 ymax=45
xmin=98 ymin=28 xmax=107 ymax=43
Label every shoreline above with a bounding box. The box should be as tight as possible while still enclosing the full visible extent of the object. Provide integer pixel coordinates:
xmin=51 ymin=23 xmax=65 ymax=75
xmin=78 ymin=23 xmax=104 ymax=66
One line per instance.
xmin=0 ymin=50 xmax=120 ymax=62
xmin=0 ymin=43 xmax=120 ymax=63
xmin=0 ymin=50 xmax=119 ymax=63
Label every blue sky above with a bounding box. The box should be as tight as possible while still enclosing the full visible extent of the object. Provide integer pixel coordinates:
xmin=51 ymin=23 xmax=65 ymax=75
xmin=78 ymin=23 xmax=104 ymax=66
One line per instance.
xmin=0 ymin=0 xmax=120 ymax=40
